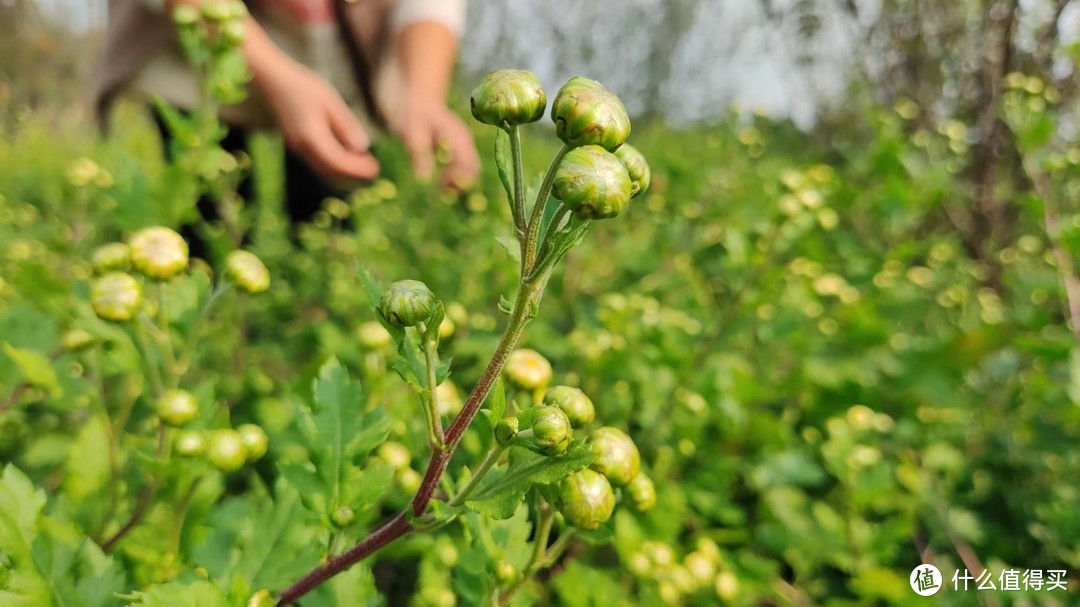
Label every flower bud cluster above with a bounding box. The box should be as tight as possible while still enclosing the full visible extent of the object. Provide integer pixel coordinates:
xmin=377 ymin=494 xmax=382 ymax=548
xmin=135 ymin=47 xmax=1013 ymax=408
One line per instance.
xmin=174 ymin=423 xmax=268 ymax=473
xmin=625 ymin=538 xmax=737 ymax=605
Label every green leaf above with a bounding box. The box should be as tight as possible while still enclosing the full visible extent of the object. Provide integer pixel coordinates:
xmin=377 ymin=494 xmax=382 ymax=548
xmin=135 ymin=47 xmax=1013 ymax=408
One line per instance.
xmin=495 ymin=236 xmax=521 ymax=262
xmin=465 ymin=443 xmax=595 ymax=519
xmin=125 ymin=579 xmax=229 ymax=607
xmin=2 ymin=342 xmax=61 ymax=400
xmin=463 ymin=489 xmax=527 ymax=520
xmin=64 ymin=415 xmax=111 ymax=501
xmin=279 ymin=462 xmax=326 ymax=514
xmin=494 ymin=129 xmax=514 ymax=205
xmin=0 ymin=465 xmax=50 ymax=607
xmin=481 ymin=377 xmax=507 ymax=428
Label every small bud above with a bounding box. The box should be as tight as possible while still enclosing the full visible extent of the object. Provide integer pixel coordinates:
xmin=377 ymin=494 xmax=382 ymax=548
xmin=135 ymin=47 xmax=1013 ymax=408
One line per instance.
xmin=625 ymin=471 xmax=656 ymax=512
xmin=237 ymin=423 xmax=268 ymax=461
xmin=589 ymin=427 xmax=640 ymax=486
xmin=377 ymin=441 xmax=411 ymax=470
xmin=492 ymin=560 xmax=518 ymax=584
xmin=557 ymin=468 xmax=615 ymax=530
xmin=551 ymin=77 xmax=631 ymax=151
xmin=207 ymin=429 xmax=248 ymax=472
xmin=172 ymin=5 xmax=199 ymax=27
xmin=519 ymin=406 xmax=572 ymax=456
xmin=435 ymin=381 xmax=463 ymax=417
xmin=397 ymin=468 xmax=423 ymax=493
xmin=494 ymin=417 xmax=519 ymax=446
xmin=552 ymin=145 xmax=633 ymax=220
xmin=380 ymin=279 xmax=437 ymax=328
xmin=543 ymin=386 xmax=595 ymax=428
xmin=200 ymin=1 xmax=232 ymax=22
xmin=91 ymin=242 xmax=131 ymax=273
xmin=357 ymin=321 xmax=392 ymax=349
xmin=157 ymin=389 xmax=199 ymax=426
xmin=61 ymin=328 xmax=96 ymax=352
xmin=91 ymin=272 xmax=143 ymax=322
xmin=174 ymin=430 xmax=206 ymax=457
xmin=330 ymin=506 xmax=355 ymax=528
xmin=225 ymin=250 xmax=270 ymax=293
xmin=438 ymin=315 xmax=456 ymax=339
xmin=220 ymin=20 xmax=247 ymax=46
xmin=504 ymin=348 xmax=552 ymax=391
xmin=614 ymin=143 xmax=651 ymax=198
xmin=129 ymin=226 xmax=189 ymax=280
xmin=470 ymin=69 xmax=547 ymax=129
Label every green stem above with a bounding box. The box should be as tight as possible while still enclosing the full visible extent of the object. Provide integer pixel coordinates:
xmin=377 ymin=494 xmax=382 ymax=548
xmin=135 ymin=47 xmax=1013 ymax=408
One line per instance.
xmin=523 ymin=145 xmax=571 ymax=273
xmin=509 ymin=126 xmax=527 ymax=242
xmin=448 ymin=444 xmax=507 ymax=507
xmin=539 ymin=528 xmax=578 ymax=568
xmin=422 ymin=332 xmax=446 ymax=449
xmin=156 ymin=282 xmax=180 ymax=388
xmin=179 ymin=282 xmax=230 ymax=377
xmin=133 ymin=321 xmax=164 ymax=399
xmin=497 ymin=503 xmax=555 ymax=606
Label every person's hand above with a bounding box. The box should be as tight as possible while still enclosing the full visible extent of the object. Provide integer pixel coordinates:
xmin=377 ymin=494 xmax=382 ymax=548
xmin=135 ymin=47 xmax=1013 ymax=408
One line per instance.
xmin=255 ymin=58 xmax=380 ymax=182
xmin=393 ymin=96 xmax=479 ymax=192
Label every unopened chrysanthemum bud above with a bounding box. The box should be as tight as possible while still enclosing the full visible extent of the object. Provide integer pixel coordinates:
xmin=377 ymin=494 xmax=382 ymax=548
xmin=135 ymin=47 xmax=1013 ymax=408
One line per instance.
xmin=237 ymin=423 xmax=268 ymax=461
xmin=129 ymin=226 xmax=188 ymax=280
xmin=61 ymin=328 xmax=96 ymax=352
xmin=220 ymin=20 xmax=247 ymax=46
xmin=435 ymin=381 xmax=463 ymax=417
xmin=380 ymin=279 xmax=437 ymax=328
xmin=614 ymin=143 xmax=651 ymax=198
xmin=504 ymin=348 xmax=552 ymax=391
xmin=492 ymin=560 xmax=518 ymax=584
xmin=552 ymin=145 xmax=633 ymax=220
xmin=225 ymin=250 xmax=270 ymax=293
xmin=590 ymin=427 xmax=640 ymax=486
xmin=494 ymin=417 xmax=519 ymax=446
xmin=470 ymin=69 xmax=547 ymax=129
xmin=91 ymin=272 xmax=143 ymax=322
xmin=91 ymin=242 xmax=131 ymax=273
xmin=438 ymin=315 xmax=455 ymax=339
xmin=207 ymin=429 xmax=248 ymax=472
xmin=518 ymin=406 xmax=572 ymax=456
xmin=625 ymin=471 xmax=656 ymax=512
xmin=172 ymin=4 xmax=199 ymax=27
xmin=544 ymin=386 xmax=595 ymax=428
xmin=377 ymin=441 xmax=411 ymax=470
xmin=557 ymin=468 xmax=615 ymax=530
xmin=397 ymin=468 xmax=423 ymax=493
xmin=330 ymin=506 xmax=355 ymax=528
xmin=174 ymin=430 xmax=206 ymax=457
xmin=157 ymin=389 xmax=199 ymax=426
xmin=357 ymin=321 xmax=392 ymax=349
xmin=551 ymin=77 xmax=631 ymax=151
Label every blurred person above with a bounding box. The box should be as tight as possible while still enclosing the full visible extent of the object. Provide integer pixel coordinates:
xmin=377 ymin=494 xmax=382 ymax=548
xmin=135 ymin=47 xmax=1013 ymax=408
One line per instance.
xmin=95 ymin=0 xmax=479 ymax=228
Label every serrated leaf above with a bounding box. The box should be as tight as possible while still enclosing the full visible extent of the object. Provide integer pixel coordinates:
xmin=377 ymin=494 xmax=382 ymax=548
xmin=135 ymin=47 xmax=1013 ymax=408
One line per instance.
xmin=64 ymin=415 xmax=110 ymax=500
xmin=481 ymin=377 xmax=507 ymax=427
xmin=495 ymin=236 xmax=521 ymax=262
xmin=0 ymin=465 xmax=50 ymax=606
xmin=279 ymin=462 xmax=326 ymax=514
xmin=2 ymin=342 xmax=61 ymax=400
xmin=126 ymin=579 xmax=229 ymax=607
xmin=464 ymin=489 xmax=527 ymax=520
xmin=466 ymin=443 xmax=595 ymax=519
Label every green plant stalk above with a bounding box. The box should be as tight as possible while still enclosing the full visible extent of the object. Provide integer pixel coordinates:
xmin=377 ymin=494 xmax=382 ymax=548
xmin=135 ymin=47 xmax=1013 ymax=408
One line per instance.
xmin=447 ymin=443 xmax=508 ymax=507
xmin=133 ymin=319 xmax=165 ymax=399
xmin=422 ymin=334 xmax=446 ymax=449
xmin=497 ymin=502 xmax=555 ymax=606
xmin=180 ymin=282 xmax=230 ymax=377
xmin=156 ymin=282 xmax=181 ymax=387
xmin=510 ymin=125 xmax=527 ymax=241
xmin=522 ymin=145 xmax=571 ymax=273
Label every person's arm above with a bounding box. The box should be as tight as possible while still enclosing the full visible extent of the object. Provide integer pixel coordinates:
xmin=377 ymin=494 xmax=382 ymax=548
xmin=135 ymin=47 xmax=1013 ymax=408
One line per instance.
xmin=164 ymin=0 xmax=379 ymax=181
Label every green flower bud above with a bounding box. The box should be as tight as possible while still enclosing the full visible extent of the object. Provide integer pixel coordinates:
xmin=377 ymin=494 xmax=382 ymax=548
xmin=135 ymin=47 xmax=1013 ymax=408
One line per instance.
xmin=492 ymin=560 xmax=518 ymax=584
xmin=589 ymin=427 xmax=640 ymax=486
xmin=552 ymin=145 xmax=633 ymax=220
xmin=470 ymin=69 xmax=547 ymax=129
xmin=551 ymin=77 xmax=631 ymax=151
xmin=91 ymin=272 xmax=143 ymax=322
xmin=357 ymin=321 xmax=392 ymax=349
xmin=519 ymin=406 xmax=572 ymax=456
xmin=435 ymin=381 xmax=463 ymax=417
xmin=91 ymin=242 xmax=131 ymax=273
xmin=207 ymin=429 xmax=247 ymax=472
xmin=129 ymin=226 xmax=189 ymax=280
xmin=237 ymin=423 xmax=268 ymax=462
xmin=157 ymin=389 xmax=199 ymax=426
xmin=225 ymin=250 xmax=270 ymax=293
xmin=543 ymin=386 xmax=595 ymax=428
xmin=61 ymin=328 xmax=96 ymax=352
xmin=504 ymin=348 xmax=552 ymax=391
xmin=397 ymin=468 xmax=423 ymax=493
xmin=614 ymin=143 xmax=651 ymax=198
xmin=174 ymin=430 xmax=206 ymax=457
xmin=557 ymin=468 xmax=615 ymax=530
xmin=380 ymin=279 xmax=437 ymax=328
xmin=377 ymin=441 xmax=411 ymax=470
xmin=330 ymin=506 xmax=355 ymax=528
xmin=247 ymin=589 xmax=274 ymax=607
xmin=172 ymin=5 xmax=199 ymax=27
xmin=494 ymin=417 xmax=519 ymax=446
xmin=625 ymin=471 xmax=656 ymax=512
xmin=220 ymin=20 xmax=247 ymax=46
xmin=200 ymin=1 xmax=233 ymax=22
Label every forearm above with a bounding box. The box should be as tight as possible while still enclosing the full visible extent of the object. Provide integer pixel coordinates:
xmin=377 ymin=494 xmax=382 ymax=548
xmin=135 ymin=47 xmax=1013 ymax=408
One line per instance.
xmin=396 ymin=21 xmax=458 ymax=103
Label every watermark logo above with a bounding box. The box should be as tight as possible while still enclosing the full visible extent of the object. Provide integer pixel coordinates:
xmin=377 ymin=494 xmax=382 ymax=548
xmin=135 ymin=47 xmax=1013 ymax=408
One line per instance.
xmin=911 ymin=565 xmax=943 ymax=596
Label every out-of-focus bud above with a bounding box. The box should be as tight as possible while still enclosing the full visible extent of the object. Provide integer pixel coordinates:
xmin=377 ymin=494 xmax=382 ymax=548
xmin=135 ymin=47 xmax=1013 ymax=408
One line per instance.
xmin=518 ymin=406 xmax=572 ymax=456
xmin=129 ymin=226 xmax=188 ymax=280
xmin=504 ymin=348 xmax=552 ymax=391
xmin=684 ymin=551 xmax=717 ymax=588
xmin=624 ymin=471 xmax=656 ymax=512
xmin=589 ymin=427 xmax=640 ymax=486
xmin=470 ymin=69 xmax=547 ymax=129
xmin=220 ymin=20 xmax=247 ymax=46
xmin=557 ymin=468 xmax=615 ymax=530
xmin=614 ymin=143 xmax=651 ymax=198
xmin=492 ymin=560 xmax=518 ymax=584
xmin=174 ymin=430 xmax=206 ymax=457
xmin=551 ymin=77 xmax=631 ymax=151
xmin=247 ymin=590 xmax=273 ymax=607
xmin=91 ymin=272 xmax=143 ymax=322
xmin=397 ymin=468 xmax=423 ymax=493
xmin=237 ymin=423 xmax=268 ymax=461
xmin=207 ymin=429 xmax=248 ymax=472
xmin=552 ymin=145 xmax=633 ymax=220
xmin=543 ymin=385 xmax=595 ymax=428
xmin=377 ymin=441 xmax=411 ymax=470
xmin=438 ymin=315 xmax=455 ymax=339
xmin=435 ymin=381 xmax=463 ymax=417
xmin=91 ymin=242 xmax=131 ymax=273
xmin=225 ymin=250 xmax=270 ymax=293
xmin=172 ymin=4 xmax=199 ymax=27
xmin=330 ymin=506 xmax=355 ymax=528
xmin=157 ymin=389 xmax=199 ymax=426
xmin=494 ymin=417 xmax=519 ymax=446
xmin=380 ymin=279 xmax=437 ymax=328
xmin=61 ymin=328 xmax=96 ymax=352
xmin=357 ymin=321 xmax=393 ymax=349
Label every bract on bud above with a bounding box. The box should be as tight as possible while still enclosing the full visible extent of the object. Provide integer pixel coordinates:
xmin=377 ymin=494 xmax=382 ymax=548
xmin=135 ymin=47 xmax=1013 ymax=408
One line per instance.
xmin=225 ymin=250 xmax=270 ymax=293
xmin=494 ymin=417 xmax=519 ymax=446
xmin=543 ymin=386 xmax=595 ymax=428
xmin=614 ymin=143 xmax=651 ymax=198
xmin=625 ymin=471 xmax=657 ymax=512
xmin=521 ymin=406 xmax=572 ymax=456
xmin=590 ymin=427 xmax=640 ymax=486
xmin=91 ymin=242 xmax=131 ymax=273
xmin=552 ymin=145 xmax=633 ymax=220
xmin=380 ymin=279 xmax=437 ymax=328
xmin=504 ymin=348 xmax=552 ymax=391
xmin=91 ymin=272 xmax=143 ymax=322
xmin=237 ymin=423 xmax=268 ymax=461
xmin=470 ymin=69 xmax=547 ymax=129
xmin=157 ymin=389 xmax=199 ymax=426
xmin=557 ymin=468 xmax=615 ymax=530
xmin=129 ymin=226 xmax=189 ymax=280
xmin=551 ymin=77 xmax=631 ymax=151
